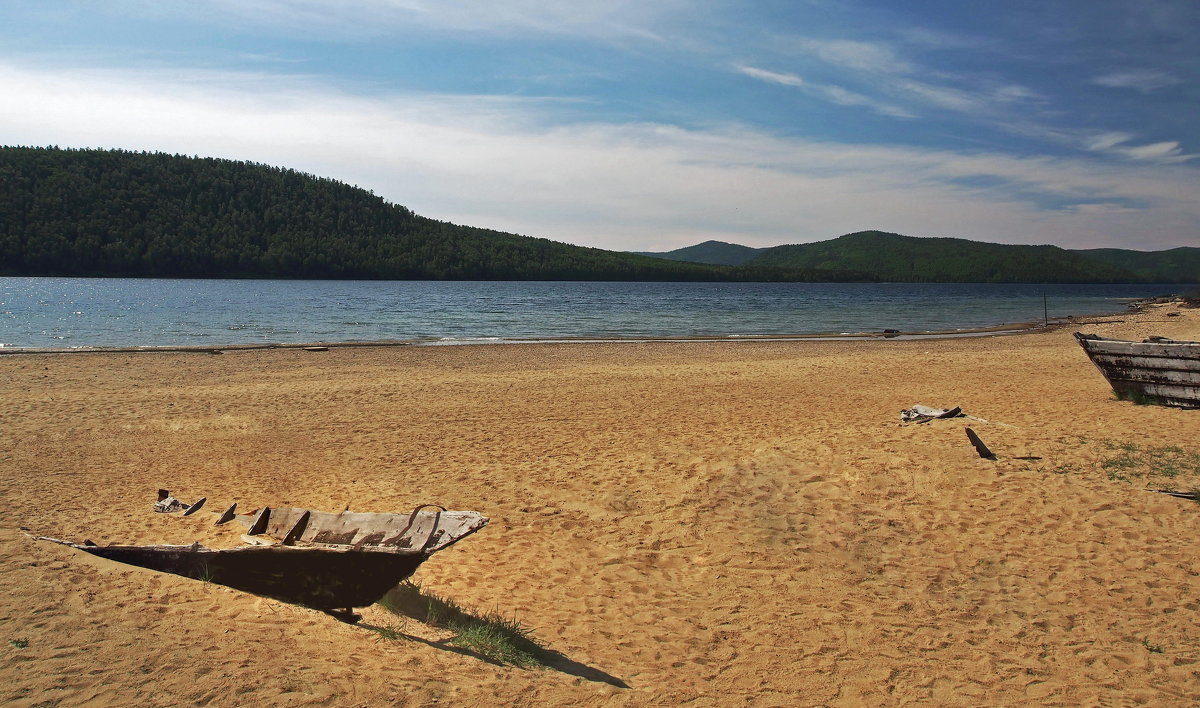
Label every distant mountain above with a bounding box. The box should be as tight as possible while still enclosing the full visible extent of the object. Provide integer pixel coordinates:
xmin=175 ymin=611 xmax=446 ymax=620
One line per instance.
xmin=1071 ymin=247 xmax=1200 ymax=284
xmin=633 ymin=240 xmax=764 ymax=266
xmin=0 ymin=146 xmax=857 ymax=282
xmin=745 ymin=231 xmax=1140 ymax=283
xmin=640 ymin=233 xmax=1193 ymax=282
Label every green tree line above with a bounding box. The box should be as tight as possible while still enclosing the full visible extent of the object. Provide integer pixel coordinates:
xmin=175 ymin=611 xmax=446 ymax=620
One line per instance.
xmin=746 ymin=231 xmax=1153 ymax=283
xmin=0 ymin=146 xmax=873 ymax=282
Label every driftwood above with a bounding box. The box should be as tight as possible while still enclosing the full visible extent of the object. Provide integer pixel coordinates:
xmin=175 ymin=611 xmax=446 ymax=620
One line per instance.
xmin=900 ymin=405 xmax=964 ymax=423
xmin=154 ymin=489 xmax=205 ymax=515
xmin=965 ymin=428 xmax=995 ymax=459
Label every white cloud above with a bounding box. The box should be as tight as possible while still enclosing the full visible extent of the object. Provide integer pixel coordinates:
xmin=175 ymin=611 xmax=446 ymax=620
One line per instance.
xmin=892 ymin=79 xmax=984 ymax=113
xmin=737 ymin=65 xmax=913 ymax=118
xmin=1093 ymin=70 xmax=1182 ymax=93
xmin=796 ymin=39 xmax=910 ymax=74
xmin=1120 ymin=141 xmax=1189 ymax=162
xmin=737 ymin=65 xmax=806 ymax=88
xmin=1085 ymin=131 xmax=1196 ymax=163
xmin=1086 ymin=132 xmax=1134 ymax=152
xmin=815 ymin=84 xmax=913 ymax=118
xmin=1 ymin=62 xmax=1196 ymax=252
xmin=780 ymin=36 xmax=1045 ymax=127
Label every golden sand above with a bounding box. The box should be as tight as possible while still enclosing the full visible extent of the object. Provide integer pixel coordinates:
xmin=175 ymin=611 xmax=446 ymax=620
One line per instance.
xmin=2 ymin=303 xmax=1199 ymax=706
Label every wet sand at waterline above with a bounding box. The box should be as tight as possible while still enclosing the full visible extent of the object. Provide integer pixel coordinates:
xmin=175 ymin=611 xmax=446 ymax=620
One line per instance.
xmin=2 ymin=302 xmax=1198 ymax=706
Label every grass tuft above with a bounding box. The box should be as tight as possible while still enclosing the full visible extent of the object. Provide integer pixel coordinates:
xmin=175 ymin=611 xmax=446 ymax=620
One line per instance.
xmin=1142 ymin=638 xmax=1164 ymax=654
xmin=191 ymin=561 xmax=215 ymax=584
xmin=368 ymin=623 xmax=407 ymax=642
xmin=1099 ymin=441 xmax=1200 ymax=491
xmin=9 ymin=638 xmax=29 ymax=649
xmin=379 ymin=581 xmax=548 ymax=667
xmin=1047 ymin=463 xmax=1078 ymax=475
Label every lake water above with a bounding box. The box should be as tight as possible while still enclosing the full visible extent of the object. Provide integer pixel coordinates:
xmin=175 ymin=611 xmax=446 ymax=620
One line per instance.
xmin=0 ymin=278 xmax=1187 ymax=349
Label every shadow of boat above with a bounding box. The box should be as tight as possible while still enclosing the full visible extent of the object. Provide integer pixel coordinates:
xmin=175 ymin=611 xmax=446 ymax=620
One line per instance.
xmin=376 ymin=583 xmax=629 ymax=688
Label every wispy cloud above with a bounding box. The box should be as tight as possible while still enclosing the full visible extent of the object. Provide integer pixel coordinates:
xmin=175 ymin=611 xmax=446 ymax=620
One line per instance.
xmin=1093 ymin=69 xmax=1182 ymax=93
xmin=780 ymin=35 xmax=1047 ymax=125
xmin=775 ymin=32 xmax=1198 ymax=169
xmin=126 ymin=0 xmax=682 ymax=42
xmin=1085 ymin=131 xmax=1195 ymax=163
xmin=1062 ymin=202 xmax=1142 ymax=216
xmin=5 ymin=62 xmax=1195 ymax=251
xmin=795 ymin=38 xmax=911 ymax=74
xmin=737 ymin=65 xmax=805 ymax=88
xmin=737 ymin=65 xmax=914 ymax=118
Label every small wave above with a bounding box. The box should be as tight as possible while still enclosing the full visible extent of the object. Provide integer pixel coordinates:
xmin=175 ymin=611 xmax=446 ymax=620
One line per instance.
xmin=425 ymin=337 xmax=504 ymax=346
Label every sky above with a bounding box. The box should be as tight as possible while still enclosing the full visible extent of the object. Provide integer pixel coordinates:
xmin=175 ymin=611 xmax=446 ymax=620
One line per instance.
xmin=1 ymin=1 xmax=1197 ymax=252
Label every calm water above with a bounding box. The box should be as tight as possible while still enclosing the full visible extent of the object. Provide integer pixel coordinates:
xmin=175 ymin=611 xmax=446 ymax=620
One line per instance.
xmin=0 ymin=278 xmax=1186 ymax=349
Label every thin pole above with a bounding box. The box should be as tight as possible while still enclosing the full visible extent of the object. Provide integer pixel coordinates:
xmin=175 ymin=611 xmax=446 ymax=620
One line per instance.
xmin=1043 ymin=293 xmax=1048 ymax=327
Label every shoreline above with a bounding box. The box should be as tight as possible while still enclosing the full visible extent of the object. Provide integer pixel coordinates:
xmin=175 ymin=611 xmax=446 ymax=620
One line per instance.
xmin=0 ymin=312 xmax=1146 ymax=356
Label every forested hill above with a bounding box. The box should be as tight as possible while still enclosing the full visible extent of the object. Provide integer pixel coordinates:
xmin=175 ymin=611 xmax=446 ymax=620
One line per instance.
xmin=1070 ymin=247 xmax=1200 ymax=284
xmin=632 ymin=240 xmax=764 ymax=266
xmin=745 ymin=231 xmax=1143 ymax=283
xmin=0 ymin=146 xmax=870 ymax=282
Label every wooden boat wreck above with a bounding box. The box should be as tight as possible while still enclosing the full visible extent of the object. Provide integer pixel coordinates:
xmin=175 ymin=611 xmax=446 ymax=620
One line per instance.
xmin=1074 ymin=333 xmax=1200 ymax=408
xmin=39 ymin=501 xmax=487 ymax=615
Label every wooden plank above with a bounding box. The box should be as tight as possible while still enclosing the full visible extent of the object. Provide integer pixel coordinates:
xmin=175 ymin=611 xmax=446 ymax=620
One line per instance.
xmin=235 ymin=505 xmax=487 ymax=550
xmin=281 ymin=510 xmax=311 ymax=546
xmin=1088 ymin=353 xmax=1200 ymax=374
xmin=1080 ymin=340 xmax=1200 ymax=359
xmin=965 ymin=428 xmax=995 ymax=459
xmin=247 ymin=507 xmax=271 ymax=535
xmin=182 ymin=497 xmax=206 ymax=516
xmin=215 ymin=503 xmax=237 ymax=525
xmin=1098 ymin=369 xmax=1200 ymax=386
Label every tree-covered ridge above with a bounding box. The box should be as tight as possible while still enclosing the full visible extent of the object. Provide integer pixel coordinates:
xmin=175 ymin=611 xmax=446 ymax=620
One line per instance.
xmin=632 ymin=240 xmax=764 ymax=266
xmin=0 ymin=146 xmax=870 ymax=282
xmin=1070 ymin=247 xmax=1200 ymax=284
xmin=746 ymin=230 xmax=1143 ymax=283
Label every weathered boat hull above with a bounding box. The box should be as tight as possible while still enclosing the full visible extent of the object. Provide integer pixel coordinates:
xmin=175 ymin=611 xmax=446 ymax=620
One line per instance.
xmin=47 ymin=504 xmax=488 ymax=611
xmin=77 ymin=543 xmax=428 ymax=609
xmin=1074 ymin=333 xmax=1200 ymax=409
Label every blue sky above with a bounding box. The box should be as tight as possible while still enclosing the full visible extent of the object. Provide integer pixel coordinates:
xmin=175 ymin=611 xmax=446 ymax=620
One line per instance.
xmin=1 ymin=1 xmax=1197 ymax=251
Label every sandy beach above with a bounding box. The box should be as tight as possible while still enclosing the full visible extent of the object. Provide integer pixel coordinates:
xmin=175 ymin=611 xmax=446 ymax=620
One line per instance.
xmin=2 ymin=301 xmax=1198 ymax=706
